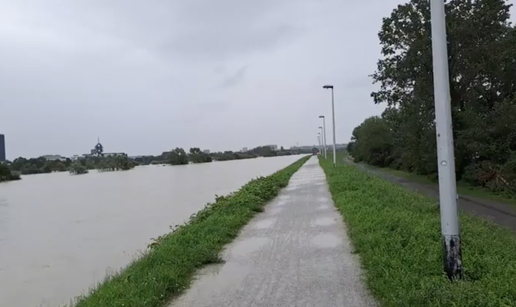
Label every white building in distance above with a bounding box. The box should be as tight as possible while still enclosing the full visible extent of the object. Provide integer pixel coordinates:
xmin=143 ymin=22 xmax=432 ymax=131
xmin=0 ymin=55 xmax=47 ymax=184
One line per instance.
xmin=41 ymin=155 xmax=67 ymax=161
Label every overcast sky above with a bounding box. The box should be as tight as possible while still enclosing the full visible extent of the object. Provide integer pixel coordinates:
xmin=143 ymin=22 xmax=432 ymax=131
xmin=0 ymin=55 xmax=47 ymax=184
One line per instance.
xmin=0 ymin=0 xmax=442 ymax=159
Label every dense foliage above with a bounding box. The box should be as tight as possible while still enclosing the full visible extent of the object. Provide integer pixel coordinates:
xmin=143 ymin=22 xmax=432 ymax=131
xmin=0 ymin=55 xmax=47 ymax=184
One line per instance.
xmin=68 ymin=161 xmax=88 ymax=175
xmin=3 ymin=145 xmax=302 ymax=175
xmin=96 ymin=155 xmax=137 ymax=171
xmin=0 ymin=164 xmax=20 ymax=182
xmin=136 ymin=146 xmax=301 ymax=166
xmin=4 ymin=155 xmax=136 ymax=177
xmin=9 ymin=157 xmax=71 ymax=174
xmin=188 ymin=147 xmax=213 ymax=163
xmin=349 ymin=0 xmax=516 ymax=194
xmin=167 ymin=147 xmax=189 ymax=165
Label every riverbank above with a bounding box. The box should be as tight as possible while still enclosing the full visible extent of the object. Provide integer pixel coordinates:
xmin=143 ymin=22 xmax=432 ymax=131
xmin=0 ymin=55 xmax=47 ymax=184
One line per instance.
xmin=69 ymin=155 xmax=310 ymax=307
xmin=320 ymin=155 xmax=516 ymax=306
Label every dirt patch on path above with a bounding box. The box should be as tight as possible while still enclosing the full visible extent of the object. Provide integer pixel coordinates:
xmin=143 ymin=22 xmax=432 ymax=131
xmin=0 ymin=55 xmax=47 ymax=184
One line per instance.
xmin=348 ymin=160 xmax=516 ymax=232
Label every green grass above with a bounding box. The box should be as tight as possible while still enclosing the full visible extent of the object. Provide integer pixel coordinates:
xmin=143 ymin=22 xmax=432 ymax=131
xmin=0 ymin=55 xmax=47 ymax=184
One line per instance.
xmin=69 ymin=155 xmax=310 ymax=307
xmin=357 ymin=160 xmax=516 ymax=207
xmin=320 ymin=155 xmax=516 ymax=307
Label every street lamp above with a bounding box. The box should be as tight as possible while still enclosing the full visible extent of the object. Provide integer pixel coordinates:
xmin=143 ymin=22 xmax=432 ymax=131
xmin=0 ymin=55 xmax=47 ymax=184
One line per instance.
xmin=430 ymin=0 xmax=462 ymax=280
xmin=319 ymin=123 xmax=327 ymax=159
xmin=319 ymin=115 xmax=328 ymax=159
xmin=317 ymin=133 xmax=321 ymax=154
xmin=318 ymin=126 xmax=324 ymax=158
xmin=323 ymin=85 xmax=337 ymax=167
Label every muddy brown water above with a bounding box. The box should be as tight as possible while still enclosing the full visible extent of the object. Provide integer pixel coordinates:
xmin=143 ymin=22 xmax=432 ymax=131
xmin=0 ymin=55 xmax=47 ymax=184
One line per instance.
xmin=0 ymin=155 xmax=303 ymax=307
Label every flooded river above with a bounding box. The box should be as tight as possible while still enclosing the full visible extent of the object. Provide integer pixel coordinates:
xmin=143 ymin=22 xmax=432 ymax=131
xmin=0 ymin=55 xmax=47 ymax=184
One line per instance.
xmin=0 ymin=155 xmax=303 ymax=307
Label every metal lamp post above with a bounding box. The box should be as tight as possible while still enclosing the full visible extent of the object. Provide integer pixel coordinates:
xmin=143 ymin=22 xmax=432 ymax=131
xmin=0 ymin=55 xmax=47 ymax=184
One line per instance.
xmin=430 ymin=0 xmax=462 ymax=280
xmin=319 ymin=115 xmax=328 ymax=159
xmin=317 ymin=133 xmax=321 ymax=154
xmin=323 ymin=85 xmax=337 ymax=167
xmin=319 ymin=126 xmax=324 ymax=159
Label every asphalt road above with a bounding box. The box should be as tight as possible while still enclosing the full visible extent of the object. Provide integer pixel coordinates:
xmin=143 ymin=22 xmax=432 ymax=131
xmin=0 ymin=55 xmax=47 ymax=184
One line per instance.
xmin=170 ymin=156 xmax=377 ymax=307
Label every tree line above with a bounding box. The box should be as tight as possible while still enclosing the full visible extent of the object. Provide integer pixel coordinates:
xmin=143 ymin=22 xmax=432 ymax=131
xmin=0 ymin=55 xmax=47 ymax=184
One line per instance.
xmin=135 ymin=146 xmax=298 ymax=166
xmin=347 ymin=0 xmax=516 ymax=195
xmin=0 ymin=144 xmax=301 ymax=180
xmin=0 ymin=154 xmax=137 ymax=178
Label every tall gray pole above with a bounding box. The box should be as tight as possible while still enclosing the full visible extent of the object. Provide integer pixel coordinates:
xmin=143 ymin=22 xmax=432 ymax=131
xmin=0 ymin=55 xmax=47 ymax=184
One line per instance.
xmin=323 ymin=85 xmax=337 ymax=167
xmin=317 ymin=135 xmax=321 ymax=155
xmin=322 ymin=117 xmax=327 ymax=159
xmin=331 ymin=88 xmax=336 ymax=166
xmin=430 ymin=0 xmax=462 ymax=280
xmin=319 ymin=126 xmax=325 ymax=157
xmin=323 ymin=117 xmax=328 ymax=159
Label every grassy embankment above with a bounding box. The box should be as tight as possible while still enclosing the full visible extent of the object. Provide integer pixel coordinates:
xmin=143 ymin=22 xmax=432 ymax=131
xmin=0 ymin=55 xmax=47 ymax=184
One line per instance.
xmin=70 ymin=155 xmax=310 ymax=307
xmin=320 ymin=154 xmax=516 ymax=307
xmin=349 ymin=154 xmax=516 ymax=207
xmin=379 ymin=166 xmax=516 ymax=206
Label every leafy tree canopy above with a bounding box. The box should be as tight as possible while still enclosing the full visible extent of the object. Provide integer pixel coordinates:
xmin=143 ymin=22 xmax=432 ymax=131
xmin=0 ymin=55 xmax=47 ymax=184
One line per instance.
xmin=350 ymin=0 xmax=516 ymax=194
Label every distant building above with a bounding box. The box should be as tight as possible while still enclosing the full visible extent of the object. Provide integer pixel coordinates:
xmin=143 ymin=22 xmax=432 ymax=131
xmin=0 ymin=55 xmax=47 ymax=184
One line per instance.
xmin=264 ymin=145 xmax=278 ymax=151
xmin=41 ymin=155 xmax=67 ymax=161
xmin=129 ymin=155 xmax=144 ymax=159
xmin=290 ymin=145 xmax=319 ymax=154
xmin=203 ymin=149 xmax=210 ymax=154
xmin=0 ymin=134 xmax=5 ymax=162
xmin=88 ymin=137 xmax=104 ymax=157
xmin=103 ymin=152 xmax=126 ymax=157
xmin=241 ymin=147 xmax=248 ymax=152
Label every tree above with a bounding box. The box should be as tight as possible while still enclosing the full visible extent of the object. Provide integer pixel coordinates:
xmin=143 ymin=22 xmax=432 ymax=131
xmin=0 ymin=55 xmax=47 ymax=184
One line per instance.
xmin=0 ymin=164 xmax=21 ymax=182
xmin=8 ymin=156 xmax=71 ymax=174
xmin=95 ymin=155 xmax=137 ymax=172
xmin=248 ymin=146 xmax=277 ymax=157
xmin=188 ymin=148 xmax=212 ymax=163
xmin=168 ymin=148 xmax=189 ymax=165
xmin=350 ymin=116 xmax=394 ymax=167
xmin=350 ymin=0 xmax=516 ymax=193
xmin=69 ymin=161 xmax=88 ymax=175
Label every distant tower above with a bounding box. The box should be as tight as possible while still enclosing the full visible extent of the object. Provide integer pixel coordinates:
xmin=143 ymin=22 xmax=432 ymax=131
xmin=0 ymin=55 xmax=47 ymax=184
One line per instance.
xmin=94 ymin=137 xmax=104 ymax=156
xmin=0 ymin=134 xmax=5 ymax=162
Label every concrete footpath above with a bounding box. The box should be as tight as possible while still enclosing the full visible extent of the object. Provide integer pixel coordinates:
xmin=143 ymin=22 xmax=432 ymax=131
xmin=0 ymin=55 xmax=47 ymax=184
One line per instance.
xmin=170 ymin=156 xmax=376 ymax=307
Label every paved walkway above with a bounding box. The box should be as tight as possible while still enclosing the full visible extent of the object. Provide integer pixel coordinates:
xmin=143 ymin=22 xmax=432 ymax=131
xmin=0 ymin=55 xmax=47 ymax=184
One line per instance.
xmin=170 ymin=156 xmax=376 ymax=307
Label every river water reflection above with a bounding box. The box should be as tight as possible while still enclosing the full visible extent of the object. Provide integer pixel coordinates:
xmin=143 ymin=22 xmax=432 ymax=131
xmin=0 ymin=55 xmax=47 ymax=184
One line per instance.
xmin=0 ymin=155 xmax=303 ymax=307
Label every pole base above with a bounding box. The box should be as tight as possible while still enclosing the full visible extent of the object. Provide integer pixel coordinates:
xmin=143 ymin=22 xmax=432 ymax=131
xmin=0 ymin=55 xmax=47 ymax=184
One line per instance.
xmin=442 ymin=235 xmax=463 ymax=280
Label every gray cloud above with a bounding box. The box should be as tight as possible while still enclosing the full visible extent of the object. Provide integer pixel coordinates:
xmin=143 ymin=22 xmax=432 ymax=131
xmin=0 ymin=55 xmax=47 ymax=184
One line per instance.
xmin=0 ymin=0 xmax=433 ymax=159
xmin=220 ymin=66 xmax=248 ymax=88
xmin=161 ymin=24 xmax=302 ymax=62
